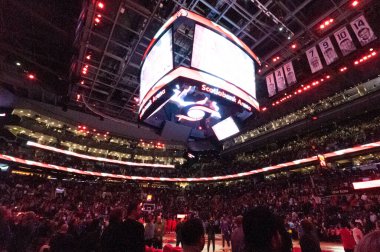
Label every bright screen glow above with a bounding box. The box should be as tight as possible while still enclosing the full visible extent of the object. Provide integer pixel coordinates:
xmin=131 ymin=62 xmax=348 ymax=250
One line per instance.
xmin=140 ymin=29 xmax=173 ymax=102
xmin=0 ymin=163 xmax=9 ymax=171
xmin=212 ymin=117 xmax=240 ymax=141
xmin=353 ymin=179 xmax=380 ymax=190
xmin=192 ymin=25 xmax=256 ymax=99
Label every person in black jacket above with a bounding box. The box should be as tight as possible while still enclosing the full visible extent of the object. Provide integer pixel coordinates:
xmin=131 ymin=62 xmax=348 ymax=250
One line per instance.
xmin=49 ymin=223 xmax=75 ymax=252
xmin=243 ymin=207 xmax=292 ymax=252
xmin=123 ymin=201 xmax=145 ymax=252
xmin=181 ymin=218 xmax=205 ymax=252
xmin=101 ymin=208 xmax=126 ymax=252
xmin=176 ymin=218 xmax=185 ymax=247
xmin=299 ymin=219 xmax=321 ymax=252
xmin=206 ymin=217 xmax=217 ymax=252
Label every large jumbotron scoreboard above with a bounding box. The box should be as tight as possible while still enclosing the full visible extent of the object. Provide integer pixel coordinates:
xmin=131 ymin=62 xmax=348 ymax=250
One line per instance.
xmin=138 ymin=9 xmax=261 ymax=141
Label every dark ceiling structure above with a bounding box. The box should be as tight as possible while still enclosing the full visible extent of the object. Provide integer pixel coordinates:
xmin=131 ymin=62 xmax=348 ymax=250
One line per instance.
xmin=0 ymin=0 xmax=80 ymax=101
xmin=1 ymin=0 xmax=379 ymax=128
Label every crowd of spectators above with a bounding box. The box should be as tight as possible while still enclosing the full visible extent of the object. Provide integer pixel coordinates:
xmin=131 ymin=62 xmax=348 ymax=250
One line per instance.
xmin=0 ymin=163 xmax=380 ymax=251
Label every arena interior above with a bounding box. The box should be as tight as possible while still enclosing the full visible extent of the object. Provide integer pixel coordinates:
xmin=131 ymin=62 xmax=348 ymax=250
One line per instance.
xmin=1 ymin=0 xmax=380 ymax=251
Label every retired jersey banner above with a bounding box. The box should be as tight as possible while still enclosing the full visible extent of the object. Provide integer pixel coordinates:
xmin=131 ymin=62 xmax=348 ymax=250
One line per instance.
xmin=319 ymin=37 xmax=338 ymax=65
xmin=350 ymin=15 xmax=377 ymax=46
xmin=283 ymin=61 xmax=296 ymax=85
xmin=306 ymin=46 xmax=323 ymax=73
xmin=266 ymin=73 xmax=276 ymax=97
xmin=275 ymin=67 xmax=286 ymax=92
xmin=334 ymin=26 xmax=356 ymax=56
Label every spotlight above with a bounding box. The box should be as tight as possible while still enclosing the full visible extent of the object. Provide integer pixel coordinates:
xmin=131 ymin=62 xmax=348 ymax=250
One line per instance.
xmin=291 ymin=44 xmax=297 ymax=49
xmin=279 ymin=26 xmax=283 ymax=31
xmin=16 ymin=62 xmax=21 ymax=66
xmin=28 ymin=74 xmax=35 ymax=80
xmin=352 ymin=1 xmax=359 ymax=7
xmin=97 ymin=2 xmax=104 ymax=9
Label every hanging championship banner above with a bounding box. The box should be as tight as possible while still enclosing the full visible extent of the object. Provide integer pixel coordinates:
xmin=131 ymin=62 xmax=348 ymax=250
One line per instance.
xmin=283 ymin=61 xmax=297 ymax=85
xmin=306 ymin=46 xmax=323 ymax=73
xmin=266 ymin=73 xmax=276 ymax=97
xmin=275 ymin=67 xmax=286 ymax=92
xmin=350 ymin=15 xmax=377 ymax=46
xmin=334 ymin=26 xmax=356 ymax=56
xmin=319 ymin=37 xmax=338 ymax=65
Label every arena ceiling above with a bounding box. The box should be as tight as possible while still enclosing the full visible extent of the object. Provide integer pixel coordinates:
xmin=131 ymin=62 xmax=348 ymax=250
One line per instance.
xmin=1 ymin=0 xmax=379 ymax=124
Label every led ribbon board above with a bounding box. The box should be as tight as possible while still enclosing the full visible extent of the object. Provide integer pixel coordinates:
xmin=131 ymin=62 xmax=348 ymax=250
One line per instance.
xmin=2 ymin=141 xmax=380 ymax=182
xmin=26 ymin=141 xmax=175 ymax=168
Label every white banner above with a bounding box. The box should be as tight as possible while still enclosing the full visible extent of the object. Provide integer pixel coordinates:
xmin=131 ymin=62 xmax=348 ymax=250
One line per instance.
xmin=283 ymin=61 xmax=297 ymax=85
xmin=334 ymin=26 xmax=356 ymax=56
xmin=319 ymin=37 xmax=338 ymax=65
xmin=275 ymin=67 xmax=286 ymax=92
xmin=266 ymin=73 xmax=276 ymax=97
xmin=306 ymin=46 xmax=323 ymax=73
xmin=350 ymin=15 xmax=377 ymax=46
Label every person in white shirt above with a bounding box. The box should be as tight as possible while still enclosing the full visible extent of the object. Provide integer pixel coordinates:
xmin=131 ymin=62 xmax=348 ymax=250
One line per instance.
xmin=361 ymin=193 xmax=368 ymax=201
xmin=370 ymin=212 xmax=377 ymax=223
xmin=351 ymin=221 xmax=364 ymax=245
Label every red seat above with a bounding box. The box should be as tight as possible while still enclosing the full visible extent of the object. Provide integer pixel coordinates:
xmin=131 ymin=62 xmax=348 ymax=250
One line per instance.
xmin=172 ymin=247 xmax=182 ymax=252
xmin=163 ymin=244 xmax=173 ymax=252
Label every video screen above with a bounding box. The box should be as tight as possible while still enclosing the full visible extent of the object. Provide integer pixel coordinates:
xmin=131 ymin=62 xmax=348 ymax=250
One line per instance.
xmin=0 ymin=163 xmax=9 ymax=171
xmin=191 ymin=25 xmax=256 ymax=99
xmin=140 ymin=29 xmax=173 ymax=102
xmin=212 ymin=117 xmax=240 ymax=141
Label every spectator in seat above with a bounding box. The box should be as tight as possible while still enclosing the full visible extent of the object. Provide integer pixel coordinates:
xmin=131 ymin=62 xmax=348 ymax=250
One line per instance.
xmin=49 ymin=223 xmax=74 ymax=252
xmin=181 ymin=218 xmax=205 ymax=252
